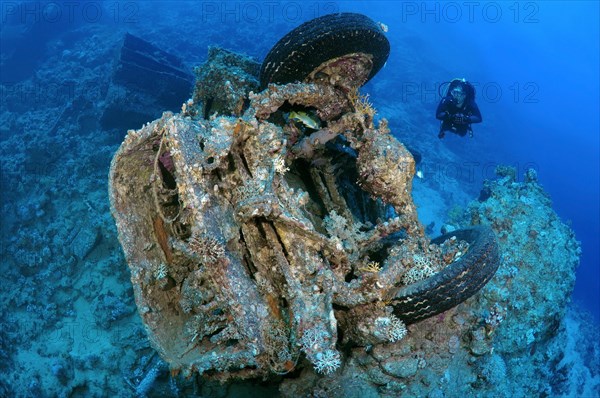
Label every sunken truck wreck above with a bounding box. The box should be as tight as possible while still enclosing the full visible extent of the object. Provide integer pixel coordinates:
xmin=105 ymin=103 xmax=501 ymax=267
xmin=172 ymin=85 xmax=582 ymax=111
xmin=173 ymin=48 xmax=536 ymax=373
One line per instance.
xmin=109 ymin=13 xmax=499 ymax=380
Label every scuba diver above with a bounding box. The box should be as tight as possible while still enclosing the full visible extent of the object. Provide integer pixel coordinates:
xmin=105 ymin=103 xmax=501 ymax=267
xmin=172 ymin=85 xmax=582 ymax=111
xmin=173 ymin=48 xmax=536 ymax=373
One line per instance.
xmin=436 ymin=78 xmax=482 ymax=138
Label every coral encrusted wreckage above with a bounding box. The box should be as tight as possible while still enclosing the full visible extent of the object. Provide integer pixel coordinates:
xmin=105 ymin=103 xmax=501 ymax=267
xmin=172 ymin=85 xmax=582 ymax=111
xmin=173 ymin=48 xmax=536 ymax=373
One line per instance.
xmin=109 ymin=13 xmax=510 ymax=395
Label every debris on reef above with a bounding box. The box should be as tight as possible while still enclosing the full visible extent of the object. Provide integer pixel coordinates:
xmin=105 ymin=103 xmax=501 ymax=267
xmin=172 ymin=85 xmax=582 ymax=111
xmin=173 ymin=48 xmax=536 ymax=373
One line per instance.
xmin=279 ymin=166 xmax=583 ymax=398
xmin=259 ymin=13 xmax=390 ymax=90
xmin=109 ymin=13 xmax=500 ymax=383
xmin=101 ymin=33 xmax=194 ymax=132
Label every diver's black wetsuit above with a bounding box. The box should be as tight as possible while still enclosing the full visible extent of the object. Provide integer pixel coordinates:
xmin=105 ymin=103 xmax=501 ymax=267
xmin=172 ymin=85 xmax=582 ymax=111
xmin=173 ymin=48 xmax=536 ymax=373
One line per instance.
xmin=436 ymin=96 xmax=482 ymax=137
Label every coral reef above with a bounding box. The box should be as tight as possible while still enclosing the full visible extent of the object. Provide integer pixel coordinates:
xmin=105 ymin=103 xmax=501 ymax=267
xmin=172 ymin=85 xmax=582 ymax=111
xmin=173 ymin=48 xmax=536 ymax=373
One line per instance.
xmin=1 ymin=8 xmax=594 ymax=398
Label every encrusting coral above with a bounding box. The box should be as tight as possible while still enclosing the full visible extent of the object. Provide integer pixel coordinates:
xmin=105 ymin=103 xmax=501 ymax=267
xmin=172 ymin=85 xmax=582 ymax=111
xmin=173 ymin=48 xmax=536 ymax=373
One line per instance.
xmin=109 ymin=44 xmax=498 ymax=381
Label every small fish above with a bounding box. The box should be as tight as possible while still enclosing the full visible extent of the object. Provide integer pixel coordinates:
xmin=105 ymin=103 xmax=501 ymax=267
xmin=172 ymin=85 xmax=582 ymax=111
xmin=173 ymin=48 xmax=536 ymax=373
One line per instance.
xmin=377 ymin=22 xmax=389 ymax=33
xmin=416 ymin=170 xmax=424 ymax=179
xmin=289 ymin=111 xmax=321 ymax=130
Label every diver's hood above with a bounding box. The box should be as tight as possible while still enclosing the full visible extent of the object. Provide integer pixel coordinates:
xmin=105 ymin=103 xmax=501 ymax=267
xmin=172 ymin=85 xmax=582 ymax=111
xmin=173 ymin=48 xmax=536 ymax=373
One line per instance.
xmin=443 ymin=78 xmax=476 ymax=103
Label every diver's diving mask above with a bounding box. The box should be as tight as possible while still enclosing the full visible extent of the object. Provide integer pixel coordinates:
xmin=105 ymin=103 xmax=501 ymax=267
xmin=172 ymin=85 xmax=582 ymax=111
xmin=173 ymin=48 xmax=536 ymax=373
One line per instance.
xmin=451 ymin=88 xmax=465 ymax=101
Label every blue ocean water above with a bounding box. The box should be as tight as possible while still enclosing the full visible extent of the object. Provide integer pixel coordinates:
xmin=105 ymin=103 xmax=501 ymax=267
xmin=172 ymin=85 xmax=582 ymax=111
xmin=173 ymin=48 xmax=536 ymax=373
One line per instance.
xmin=346 ymin=1 xmax=600 ymax=322
xmin=1 ymin=1 xmax=598 ymax=396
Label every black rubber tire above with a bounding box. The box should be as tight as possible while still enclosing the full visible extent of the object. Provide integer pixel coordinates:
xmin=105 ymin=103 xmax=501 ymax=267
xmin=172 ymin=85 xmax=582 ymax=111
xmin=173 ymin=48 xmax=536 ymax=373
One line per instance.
xmin=259 ymin=13 xmax=390 ymax=89
xmin=392 ymin=226 xmax=500 ymax=325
